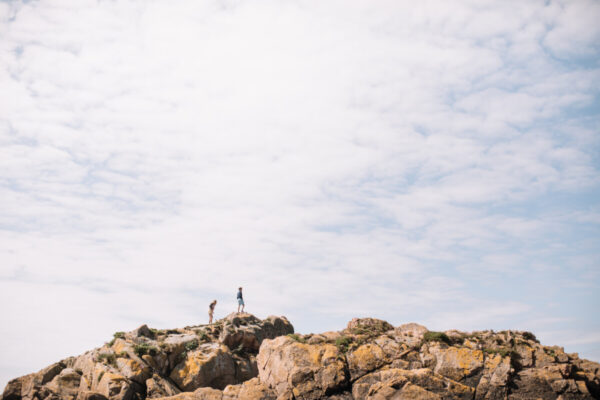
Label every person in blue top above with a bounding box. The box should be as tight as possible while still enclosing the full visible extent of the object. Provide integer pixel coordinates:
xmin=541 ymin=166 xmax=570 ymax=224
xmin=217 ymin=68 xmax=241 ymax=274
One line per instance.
xmin=237 ymin=287 xmax=245 ymax=313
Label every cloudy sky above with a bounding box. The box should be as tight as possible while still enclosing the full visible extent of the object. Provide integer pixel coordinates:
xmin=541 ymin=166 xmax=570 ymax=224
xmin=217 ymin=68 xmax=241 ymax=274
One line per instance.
xmin=1 ymin=0 xmax=599 ymax=388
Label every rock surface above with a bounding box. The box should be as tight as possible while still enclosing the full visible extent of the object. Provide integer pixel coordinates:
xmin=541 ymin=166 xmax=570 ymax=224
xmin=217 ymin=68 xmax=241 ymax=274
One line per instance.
xmin=1 ymin=314 xmax=292 ymax=400
xmin=2 ymin=316 xmax=599 ymax=400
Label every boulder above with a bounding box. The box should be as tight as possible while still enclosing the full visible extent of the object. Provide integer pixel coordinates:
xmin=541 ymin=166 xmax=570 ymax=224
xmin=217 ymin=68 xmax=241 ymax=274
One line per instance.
xmin=114 ymin=358 xmax=151 ymax=385
xmin=219 ymin=314 xmax=293 ymax=353
xmin=393 ymin=323 xmax=428 ymax=347
xmin=2 ymin=376 xmax=25 ymax=400
xmin=132 ymin=325 xmax=155 ymax=339
xmin=513 ymin=343 xmax=534 ymax=368
xmin=352 ymin=368 xmax=474 ymax=400
xmin=74 ymin=352 xmax=101 ymax=392
xmin=535 ymin=346 xmax=558 ymax=368
xmin=222 ymin=378 xmax=276 ymax=400
xmin=347 ymin=343 xmax=388 ymax=381
xmin=44 ymin=368 xmax=82 ymax=399
xmin=163 ymin=334 xmax=199 ymax=368
xmin=169 ymin=343 xmax=236 ymax=391
xmin=474 ymin=353 xmax=512 ymax=400
xmin=0 ymin=361 xmax=69 ymax=400
xmin=427 ymin=344 xmax=484 ymax=386
xmin=257 ymin=336 xmax=347 ymax=399
xmin=373 ymin=335 xmax=408 ymax=361
xmin=346 ymin=318 xmax=394 ymax=335
xmin=94 ymin=370 xmax=142 ymax=400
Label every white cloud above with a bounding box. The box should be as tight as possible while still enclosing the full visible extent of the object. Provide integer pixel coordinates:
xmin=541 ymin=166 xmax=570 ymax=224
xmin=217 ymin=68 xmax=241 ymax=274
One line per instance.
xmin=543 ymin=0 xmax=600 ymax=57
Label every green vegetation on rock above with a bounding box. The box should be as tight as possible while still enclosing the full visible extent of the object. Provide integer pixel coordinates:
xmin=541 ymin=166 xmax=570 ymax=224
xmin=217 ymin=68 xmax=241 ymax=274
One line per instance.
xmin=335 ymin=336 xmax=353 ymax=353
xmin=108 ymin=331 xmax=126 ymax=346
xmin=522 ymin=331 xmax=538 ymax=343
xmin=423 ymin=331 xmax=451 ymax=345
xmin=185 ymin=339 xmax=199 ymax=352
xmin=287 ymin=333 xmax=306 ymax=344
xmin=133 ymin=343 xmax=159 ymax=357
xmin=97 ymin=352 xmax=116 ymax=367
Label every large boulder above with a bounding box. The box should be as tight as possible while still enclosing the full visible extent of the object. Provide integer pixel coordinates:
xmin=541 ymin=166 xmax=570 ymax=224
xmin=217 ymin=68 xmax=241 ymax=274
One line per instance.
xmin=257 ymin=336 xmax=347 ymax=399
xmin=169 ymin=343 xmax=237 ymax=391
xmin=219 ymin=314 xmax=293 ymax=353
xmin=392 ymin=323 xmax=428 ymax=347
xmin=427 ymin=344 xmax=484 ymax=386
xmin=346 ymin=343 xmax=388 ymax=381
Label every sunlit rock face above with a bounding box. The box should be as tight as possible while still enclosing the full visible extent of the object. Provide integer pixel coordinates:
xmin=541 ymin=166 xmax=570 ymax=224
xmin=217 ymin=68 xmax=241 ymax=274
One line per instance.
xmin=2 ymin=315 xmax=599 ymax=400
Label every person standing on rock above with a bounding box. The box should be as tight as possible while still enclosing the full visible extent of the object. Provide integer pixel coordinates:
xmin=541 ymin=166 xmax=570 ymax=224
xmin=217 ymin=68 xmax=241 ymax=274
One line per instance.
xmin=237 ymin=287 xmax=245 ymax=313
xmin=209 ymin=300 xmax=217 ymax=324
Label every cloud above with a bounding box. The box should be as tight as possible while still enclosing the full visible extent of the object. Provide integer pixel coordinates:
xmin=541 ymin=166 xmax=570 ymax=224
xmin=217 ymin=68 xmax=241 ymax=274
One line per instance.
xmin=0 ymin=0 xmax=599 ymax=388
xmin=543 ymin=0 xmax=600 ymax=57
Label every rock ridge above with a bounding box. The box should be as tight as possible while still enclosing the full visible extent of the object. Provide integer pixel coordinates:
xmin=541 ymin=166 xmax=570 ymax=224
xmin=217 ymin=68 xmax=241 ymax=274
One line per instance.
xmin=2 ymin=316 xmax=599 ymax=400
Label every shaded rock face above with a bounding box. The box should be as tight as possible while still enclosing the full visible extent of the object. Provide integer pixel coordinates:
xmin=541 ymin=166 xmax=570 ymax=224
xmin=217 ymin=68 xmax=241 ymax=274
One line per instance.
xmin=3 ymin=316 xmax=600 ymax=400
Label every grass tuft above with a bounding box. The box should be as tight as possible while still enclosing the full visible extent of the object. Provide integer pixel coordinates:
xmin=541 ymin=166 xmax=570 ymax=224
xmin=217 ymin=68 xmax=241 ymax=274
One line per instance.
xmin=185 ymin=339 xmax=199 ymax=352
xmin=335 ymin=336 xmax=353 ymax=353
xmin=133 ymin=343 xmax=159 ymax=357
xmin=423 ymin=331 xmax=451 ymax=345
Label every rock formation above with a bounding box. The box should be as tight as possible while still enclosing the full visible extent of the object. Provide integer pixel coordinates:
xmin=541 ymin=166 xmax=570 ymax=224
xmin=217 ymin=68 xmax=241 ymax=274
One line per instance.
xmin=2 ymin=315 xmax=599 ymax=400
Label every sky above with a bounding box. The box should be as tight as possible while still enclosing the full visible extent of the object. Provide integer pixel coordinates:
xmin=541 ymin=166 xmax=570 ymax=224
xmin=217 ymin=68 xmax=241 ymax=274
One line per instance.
xmin=1 ymin=0 xmax=599 ymax=389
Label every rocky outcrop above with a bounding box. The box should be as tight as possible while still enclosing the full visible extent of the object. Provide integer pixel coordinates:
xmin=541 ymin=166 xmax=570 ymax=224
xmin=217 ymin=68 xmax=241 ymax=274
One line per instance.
xmin=1 ymin=314 xmax=292 ymax=400
xmin=2 ymin=316 xmax=599 ymax=400
xmin=257 ymin=336 xmax=347 ymax=399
